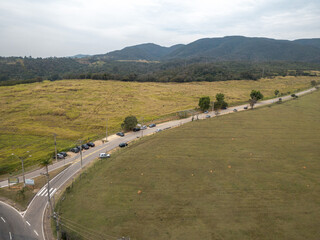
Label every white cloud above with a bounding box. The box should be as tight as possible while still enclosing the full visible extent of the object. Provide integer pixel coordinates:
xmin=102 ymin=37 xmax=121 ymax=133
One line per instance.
xmin=0 ymin=0 xmax=319 ymax=57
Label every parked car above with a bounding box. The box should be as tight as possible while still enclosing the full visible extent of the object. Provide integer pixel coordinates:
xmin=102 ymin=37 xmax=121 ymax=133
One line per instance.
xmin=140 ymin=125 xmax=147 ymax=130
xmin=244 ymin=106 xmax=248 ymax=109
xmin=233 ymin=109 xmax=238 ymax=112
xmin=119 ymin=142 xmax=128 ymax=148
xmin=99 ymin=153 xmax=110 ymax=158
xmin=58 ymin=152 xmax=67 ymax=157
xmin=156 ymin=128 xmax=162 ymax=132
xmin=204 ymin=111 xmax=209 ymax=114
xmin=70 ymin=147 xmax=80 ymax=153
xmin=87 ymin=142 xmax=95 ymax=147
xmin=149 ymin=124 xmax=156 ymax=128
xmin=116 ymin=132 xmax=125 ymax=137
xmin=222 ymin=106 xmax=228 ymax=110
xmin=81 ymin=144 xmax=90 ymax=150
xmin=206 ymin=115 xmax=211 ymax=118
xmin=57 ymin=153 xmax=64 ymax=159
xmin=133 ymin=127 xmax=140 ymax=132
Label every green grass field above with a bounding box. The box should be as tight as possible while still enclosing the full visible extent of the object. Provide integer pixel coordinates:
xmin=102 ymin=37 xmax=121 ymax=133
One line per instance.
xmin=57 ymin=90 xmax=320 ymax=240
xmin=0 ymin=76 xmax=318 ymax=175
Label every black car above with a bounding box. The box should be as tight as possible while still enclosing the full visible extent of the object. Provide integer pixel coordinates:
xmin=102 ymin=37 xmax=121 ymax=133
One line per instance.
xmin=81 ymin=144 xmax=90 ymax=150
xmin=149 ymin=124 xmax=156 ymax=128
xmin=244 ymin=106 xmax=248 ymax=109
xmin=116 ymin=132 xmax=125 ymax=137
xmin=87 ymin=142 xmax=95 ymax=147
xmin=133 ymin=127 xmax=140 ymax=132
xmin=119 ymin=142 xmax=128 ymax=148
xmin=70 ymin=147 xmax=80 ymax=153
xmin=58 ymin=152 xmax=67 ymax=157
xmin=222 ymin=106 xmax=228 ymax=110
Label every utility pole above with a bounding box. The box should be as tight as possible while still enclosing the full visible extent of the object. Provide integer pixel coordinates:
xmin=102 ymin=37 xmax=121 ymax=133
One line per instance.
xmin=54 ymin=133 xmax=58 ymax=163
xmin=106 ymin=119 xmax=108 ymax=141
xmin=53 ymin=212 xmax=60 ymax=240
xmin=41 ymin=167 xmax=53 ymax=215
xmin=20 ymin=157 xmax=25 ymax=187
xmin=141 ymin=117 xmax=144 ymax=138
xmin=12 ymin=153 xmax=26 ymax=187
xmin=79 ymin=140 xmax=83 ymax=169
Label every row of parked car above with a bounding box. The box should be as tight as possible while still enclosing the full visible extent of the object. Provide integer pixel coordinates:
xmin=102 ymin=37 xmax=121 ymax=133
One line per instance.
xmin=116 ymin=124 xmax=157 ymax=137
xmin=69 ymin=142 xmax=95 ymax=153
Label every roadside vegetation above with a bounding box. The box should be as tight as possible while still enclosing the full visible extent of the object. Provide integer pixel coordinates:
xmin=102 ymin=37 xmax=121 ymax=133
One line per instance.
xmin=0 ymin=76 xmax=318 ymax=175
xmin=57 ymin=90 xmax=320 ymax=240
xmin=0 ymin=164 xmax=70 ymax=210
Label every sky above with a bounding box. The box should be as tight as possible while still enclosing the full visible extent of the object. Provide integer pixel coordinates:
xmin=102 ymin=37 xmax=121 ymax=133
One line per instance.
xmin=0 ymin=0 xmax=319 ymax=57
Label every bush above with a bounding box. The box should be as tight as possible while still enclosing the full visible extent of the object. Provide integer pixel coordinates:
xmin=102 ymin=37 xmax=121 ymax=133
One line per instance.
xmin=121 ymin=116 xmax=138 ymax=131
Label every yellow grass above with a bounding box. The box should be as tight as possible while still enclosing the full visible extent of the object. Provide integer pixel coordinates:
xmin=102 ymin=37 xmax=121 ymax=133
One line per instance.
xmin=0 ymin=76 xmax=318 ymax=173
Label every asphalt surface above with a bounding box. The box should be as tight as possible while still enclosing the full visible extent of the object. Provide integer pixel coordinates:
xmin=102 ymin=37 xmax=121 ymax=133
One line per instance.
xmin=0 ymin=86 xmax=316 ymax=239
xmin=0 ymin=202 xmax=37 ymax=240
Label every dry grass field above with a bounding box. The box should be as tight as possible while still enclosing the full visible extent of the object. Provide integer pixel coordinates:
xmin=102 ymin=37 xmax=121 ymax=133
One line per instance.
xmin=57 ymin=90 xmax=320 ymax=240
xmin=0 ymin=76 xmax=318 ymax=174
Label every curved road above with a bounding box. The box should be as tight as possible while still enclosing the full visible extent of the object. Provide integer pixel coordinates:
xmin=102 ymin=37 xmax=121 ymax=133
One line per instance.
xmin=0 ymin=87 xmax=317 ymax=239
xmin=0 ymin=202 xmax=37 ymax=240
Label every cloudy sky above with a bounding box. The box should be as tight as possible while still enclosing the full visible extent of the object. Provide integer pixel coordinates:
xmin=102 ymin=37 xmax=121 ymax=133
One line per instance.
xmin=0 ymin=0 xmax=319 ymax=57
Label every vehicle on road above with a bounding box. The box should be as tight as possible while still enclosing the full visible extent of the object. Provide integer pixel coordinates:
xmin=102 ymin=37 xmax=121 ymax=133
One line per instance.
xmin=141 ymin=125 xmax=147 ymax=130
xmin=59 ymin=152 xmax=67 ymax=157
xmin=156 ymin=128 xmax=162 ymax=132
xmin=206 ymin=115 xmax=211 ymax=118
xmin=204 ymin=111 xmax=209 ymax=114
xmin=81 ymin=144 xmax=90 ymax=150
xmin=149 ymin=124 xmax=156 ymax=128
xmin=116 ymin=132 xmax=125 ymax=137
xmin=233 ymin=109 xmax=238 ymax=112
xmin=222 ymin=106 xmax=228 ymax=110
xmin=119 ymin=142 xmax=128 ymax=148
xmin=57 ymin=153 xmax=64 ymax=159
xmin=133 ymin=127 xmax=140 ymax=132
xmin=87 ymin=142 xmax=95 ymax=147
xmin=70 ymin=147 xmax=80 ymax=153
xmin=99 ymin=153 xmax=110 ymax=158
xmin=244 ymin=106 xmax=248 ymax=109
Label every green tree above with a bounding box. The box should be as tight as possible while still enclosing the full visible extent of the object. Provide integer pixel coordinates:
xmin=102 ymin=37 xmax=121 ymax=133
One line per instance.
xmin=215 ymin=93 xmax=225 ymax=102
xmin=274 ymin=89 xmax=279 ymax=96
xmin=311 ymin=80 xmax=317 ymax=87
xmin=250 ymin=90 xmax=264 ymax=101
xmin=214 ymin=93 xmax=228 ymax=110
xmin=198 ymin=96 xmax=210 ymax=111
xmin=121 ymin=115 xmax=138 ymax=131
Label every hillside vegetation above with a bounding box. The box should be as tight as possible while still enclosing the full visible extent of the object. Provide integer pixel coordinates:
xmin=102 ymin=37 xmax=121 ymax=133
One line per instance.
xmin=1 ymin=36 xmax=320 ymax=85
xmin=57 ymin=90 xmax=320 ymax=240
xmin=0 ymin=76 xmax=317 ymax=175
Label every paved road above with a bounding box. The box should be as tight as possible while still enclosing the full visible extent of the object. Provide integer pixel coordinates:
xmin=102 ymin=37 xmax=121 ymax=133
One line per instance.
xmin=0 ymin=86 xmax=317 ymax=239
xmin=0 ymin=202 xmax=37 ymax=240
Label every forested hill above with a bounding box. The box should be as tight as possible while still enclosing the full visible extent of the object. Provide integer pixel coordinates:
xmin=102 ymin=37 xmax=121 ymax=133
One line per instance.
xmin=101 ymin=36 xmax=320 ymax=62
xmin=1 ymin=36 xmax=320 ymax=85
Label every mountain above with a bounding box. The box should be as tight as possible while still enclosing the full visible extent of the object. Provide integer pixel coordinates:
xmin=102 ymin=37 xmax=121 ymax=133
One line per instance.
xmin=101 ymin=36 xmax=320 ymax=62
xmin=293 ymin=38 xmax=320 ymax=49
xmin=101 ymin=43 xmax=185 ymax=61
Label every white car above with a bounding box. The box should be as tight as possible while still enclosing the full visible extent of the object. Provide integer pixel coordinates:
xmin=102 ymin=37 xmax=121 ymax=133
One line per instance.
xmin=99 ymin=153 xmax=110 ymax=158
xmin=140 ymin=125 xmax=147 ymax=130
xmin=156 ymin=128 xmax=162 ymax=132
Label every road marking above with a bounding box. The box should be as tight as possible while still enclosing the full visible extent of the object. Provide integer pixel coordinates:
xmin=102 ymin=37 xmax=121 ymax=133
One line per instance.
xmin=26 ymin=220 xmax=31 ymax=226
xmin=34 ymin=230 xmax=39 ymax=236
xmin=1 ymin=216 xmax=5 ymax=223
xmin=9 ymin=232 xmax=12 ymax=240
xmin=36 ymin=187 xmax=46 ymax=196
xmin=50 ymin=188 xmax=57 ymax=198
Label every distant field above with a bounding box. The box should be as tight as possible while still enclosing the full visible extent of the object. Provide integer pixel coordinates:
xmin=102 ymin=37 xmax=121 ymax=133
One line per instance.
xmin=0 ymin=76 xmax=318 ymax=175
xmin=57 ymin=90 xmax=320 ymax=240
